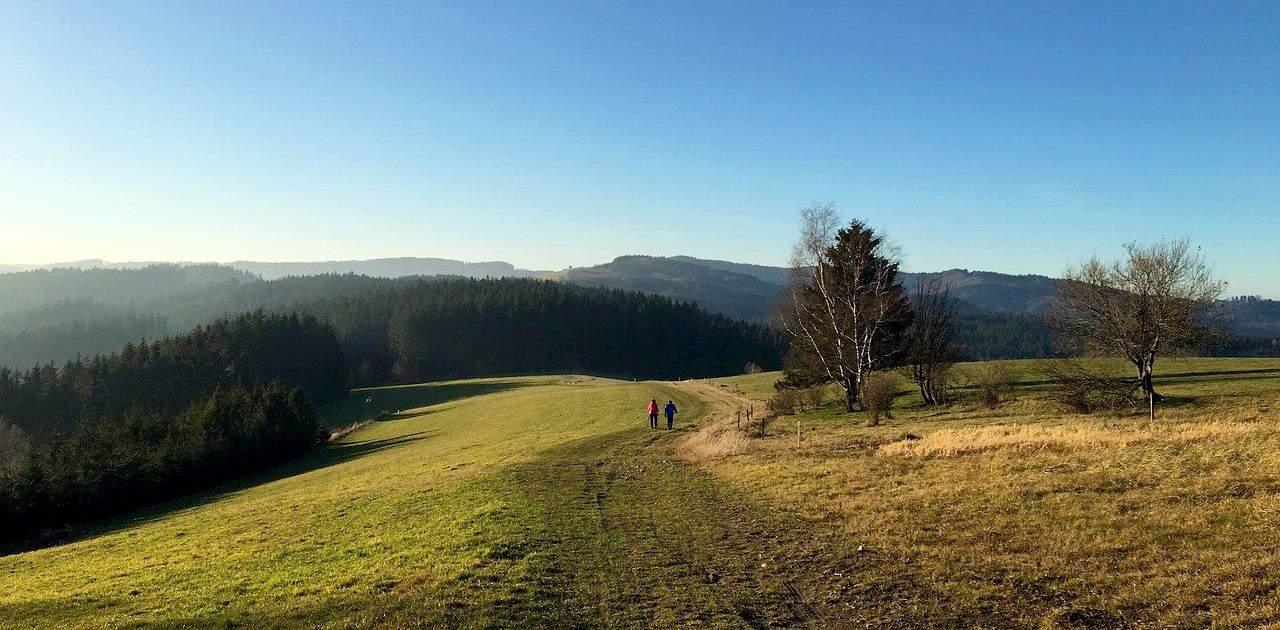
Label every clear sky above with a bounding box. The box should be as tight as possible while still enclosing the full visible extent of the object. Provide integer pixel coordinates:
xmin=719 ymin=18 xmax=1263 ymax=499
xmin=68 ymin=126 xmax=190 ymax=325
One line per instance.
xmin=1 ymin=1 xmax=1277 ymax=296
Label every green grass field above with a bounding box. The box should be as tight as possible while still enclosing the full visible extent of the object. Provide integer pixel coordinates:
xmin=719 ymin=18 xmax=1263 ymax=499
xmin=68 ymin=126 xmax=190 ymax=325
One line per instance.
xmin=0 ymin=375 xmax=841 ymax=628
xmin=4 ymin=359 xmax=1280 ymax=628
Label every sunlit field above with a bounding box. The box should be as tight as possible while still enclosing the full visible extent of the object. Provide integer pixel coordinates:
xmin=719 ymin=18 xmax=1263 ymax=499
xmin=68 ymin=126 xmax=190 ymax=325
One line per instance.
xmin=700 ymin=358 xmax=1280 ymax=626
xmin=4 ymin=359 xmax=1280 ymax=628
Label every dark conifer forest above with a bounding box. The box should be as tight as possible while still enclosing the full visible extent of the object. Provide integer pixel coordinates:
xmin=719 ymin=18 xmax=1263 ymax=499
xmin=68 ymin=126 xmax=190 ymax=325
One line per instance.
xmin=0 ymin=311 xmax=347 ymax=543
xmin=298 ymin=277 xmax=784 ymax=385
xmin=0 ymin=264 xmax=1271 ymax=546
xmin=0 ymin=276 xmax=782 ymax=544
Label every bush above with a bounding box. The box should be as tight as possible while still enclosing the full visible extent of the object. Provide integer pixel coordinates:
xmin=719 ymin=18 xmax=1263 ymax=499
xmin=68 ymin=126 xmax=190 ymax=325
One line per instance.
xmin=802 ymin=386 xmax=825 ymax=410
xmin=744 ymin=361 xmax=764 ymax=375
xmin=1036 ymin=360 xmax=1137 ymax=414
xmin=767 ymin=389 xmax=798 ymax=417
xmin=922 ymin=364 xmax=953 ymax=405
xmin=974 ymin=362 xmax=1014 ymax=408
xmin=860 ymin=373 xmax=899 ymax=426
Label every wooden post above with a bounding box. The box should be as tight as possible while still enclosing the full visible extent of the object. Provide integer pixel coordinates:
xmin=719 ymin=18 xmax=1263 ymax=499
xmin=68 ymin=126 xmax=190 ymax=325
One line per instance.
xmin=796 ymin=419 xmax=801 ymax=448
xmin=736 ymin=410 xmax=740 ymax=430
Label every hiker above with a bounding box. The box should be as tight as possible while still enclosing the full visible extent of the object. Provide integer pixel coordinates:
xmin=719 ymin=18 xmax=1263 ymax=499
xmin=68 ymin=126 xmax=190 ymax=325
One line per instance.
xmin=647 ymin=399 xmax=659 ymax=429
xmin=664 ymin=400 xmax=677 ymax=430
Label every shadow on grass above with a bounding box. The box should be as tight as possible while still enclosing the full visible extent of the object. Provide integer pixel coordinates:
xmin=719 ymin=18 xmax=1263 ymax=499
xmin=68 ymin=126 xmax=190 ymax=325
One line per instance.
xmin=320 ymin=379 xmax=542 ymax=427
xmin=5 ymin=379 xmax=548 ymax=558
xmin=949 ymin=367 xmax=1280 ymax=393
xmin=2 ymin=431 xmax=437 ymax=558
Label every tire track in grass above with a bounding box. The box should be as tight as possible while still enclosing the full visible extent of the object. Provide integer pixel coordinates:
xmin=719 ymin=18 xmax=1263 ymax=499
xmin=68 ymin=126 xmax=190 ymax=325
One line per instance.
xmin=504 ymin=428 xmax=806 ymax=628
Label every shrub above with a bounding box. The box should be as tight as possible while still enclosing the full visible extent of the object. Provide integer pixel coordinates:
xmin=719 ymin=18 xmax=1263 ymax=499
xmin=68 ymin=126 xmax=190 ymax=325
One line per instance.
xmin=767 ymin=389 xmax=798 ymax=417
xmin=802 ymin=386 xmax=825 ymax=410
xmin=744 ymin=362 xmax=764 ymax=375
xmin=860 ymin=373 xmax=899 ymax=426
xmin=974 ymin=362 xmax=1014 ymax=408
xmin=1036 ymin=360 xmax=1137 ymax=414
xmin=922 ymin=364 xmax=953 ymax=405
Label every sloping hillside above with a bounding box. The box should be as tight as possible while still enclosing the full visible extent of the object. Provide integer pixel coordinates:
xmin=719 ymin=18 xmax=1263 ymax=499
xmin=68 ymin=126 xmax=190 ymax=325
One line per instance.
xmin=559 ymin=256 xmax=785 ymax=322
xmin=567 ymin=256 xmax=1064 ymax=319
xmin=900 ymin=269 xmax=1059 ymax=314
xmin=558 ymin=257 xmax=1280 ymax=349
xmin=0 ymin=376 xmax=845 ymax=628
xmin=8 ymin=360 xmax=1280 ymax=627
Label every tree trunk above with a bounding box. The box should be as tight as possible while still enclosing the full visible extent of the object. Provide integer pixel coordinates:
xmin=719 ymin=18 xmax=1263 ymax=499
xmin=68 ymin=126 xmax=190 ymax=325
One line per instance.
xmin=1139 ymin=369 xmax=1161 ymax=421
xmin=844 ymin=376 xmax=858 ymax=412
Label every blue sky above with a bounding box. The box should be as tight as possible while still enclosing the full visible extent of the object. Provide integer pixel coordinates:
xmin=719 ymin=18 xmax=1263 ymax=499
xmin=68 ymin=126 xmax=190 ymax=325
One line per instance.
xmin=1 ymin=1 xmax=1277 ymax=296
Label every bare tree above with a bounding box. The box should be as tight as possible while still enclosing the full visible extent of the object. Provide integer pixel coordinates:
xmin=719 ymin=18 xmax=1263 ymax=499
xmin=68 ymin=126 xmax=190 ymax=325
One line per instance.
xmin=908 ymin=277 xmax=962 ymax=405
xmin=778 ymin=204 xmax=913 ymax=412
xmin=1047 ymin=239 xmax=1224 ymax=421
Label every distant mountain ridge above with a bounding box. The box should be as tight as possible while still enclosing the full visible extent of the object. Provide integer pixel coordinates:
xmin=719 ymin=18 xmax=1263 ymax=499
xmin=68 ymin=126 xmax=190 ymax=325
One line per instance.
xmin=570 ymin=255 xmax=1063 ymax=318
xmin=3 ymin=255 xmax=1276 ymax=340
xmin=227 ymin=258 xmax=546 ymax=280
xmin=558 ymin=255 xmax=786 ymax=321
xmin=0 ymin=257 xmax=546 ymax=280
xmin=557 ymin=255 xmax=1280 ymax=339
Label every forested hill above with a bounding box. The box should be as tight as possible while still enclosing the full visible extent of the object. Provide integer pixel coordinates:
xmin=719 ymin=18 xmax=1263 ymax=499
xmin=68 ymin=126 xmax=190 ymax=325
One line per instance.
xmin=0 ymin=278 xmax=780 ymax=543
xmin=0 ymin=264 xmax=255 ymax=315
xmin=1 ymin=259 xmax=1275 ymax=367
xmin=0 ymin=310 xmax=346 ymax=543
xmin=0 ymin=257 xmax=545 ymax=281
xmin=228 ymin=258 xmax=546 ymax=280
xmin=556 ymin=256 xmax=1068 ymax=320
xmin=556 ymin=255 xmax=786 ymax=321
xmin=290 ymin=277 xmax=783 ymax=384
xmin=0 ymin=272 xmax=783 ymax=382
xmin=555 ymin=256 xmax=1280 ymax=356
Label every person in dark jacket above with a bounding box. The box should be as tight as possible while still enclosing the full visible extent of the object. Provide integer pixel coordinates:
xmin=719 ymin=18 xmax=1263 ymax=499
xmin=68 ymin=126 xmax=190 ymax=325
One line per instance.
xmin=664 ymin=400 xmax=677 ymax=430
xmin=647 ymin=399 xmax=659 ymax=429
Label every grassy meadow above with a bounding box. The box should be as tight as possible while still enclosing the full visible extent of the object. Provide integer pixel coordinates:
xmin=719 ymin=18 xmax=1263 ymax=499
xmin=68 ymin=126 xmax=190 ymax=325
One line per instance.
xmin=0 ymin=375 xmax=838 ymax=628
xmin=699 ymin=357 xmax=1280 ymax=626
xmin=2 ymin=358 xmax=1279 ymax=628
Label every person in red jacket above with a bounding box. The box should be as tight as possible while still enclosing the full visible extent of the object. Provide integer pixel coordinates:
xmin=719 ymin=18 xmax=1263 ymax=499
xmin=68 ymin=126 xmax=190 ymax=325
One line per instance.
xmin=647 ymin=399 xmax=659 ymax=429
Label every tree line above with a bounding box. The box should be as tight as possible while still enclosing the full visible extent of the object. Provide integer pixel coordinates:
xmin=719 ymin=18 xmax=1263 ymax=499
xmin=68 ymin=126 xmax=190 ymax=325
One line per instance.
xmin=0 ymin=264 xmax=255 ymax=316
xmin=0 ymin=311 xmax=348 ymax=544
xmin=0 ymin=311 xmax=348 ymax=437
xmin=777 ymin=204 xmax=1232 ymax=423
xmin=0 ymin=279 xmax=781 ymax=545
xmin=296 ymin=277 xmax=784 ymax=385
xmin=1 ymin=263 xmax=1275 ymax=373
xmin=0 ymin=383 xmax=319 ymax=543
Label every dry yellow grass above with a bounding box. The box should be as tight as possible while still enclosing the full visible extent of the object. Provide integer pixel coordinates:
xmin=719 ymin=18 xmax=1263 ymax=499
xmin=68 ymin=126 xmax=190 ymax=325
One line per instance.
xmin=678 ymin=381 xmax=754 ymax=460
xmin=689 ymin=360 xmax=1280 ymax=627
xmin=877 ymin=418 xmax=1266 ymax=458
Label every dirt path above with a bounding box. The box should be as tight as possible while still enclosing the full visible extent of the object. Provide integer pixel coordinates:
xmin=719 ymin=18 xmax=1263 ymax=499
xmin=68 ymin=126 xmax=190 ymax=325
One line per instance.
xmin=472 ymin=381 xmax=981 ymax=629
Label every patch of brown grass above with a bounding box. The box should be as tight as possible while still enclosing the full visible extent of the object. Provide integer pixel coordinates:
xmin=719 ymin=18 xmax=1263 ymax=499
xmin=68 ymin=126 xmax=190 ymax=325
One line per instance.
xmin=683 ymin=364 xmax=1280 ymax=627
xmin=877 ymin=419 xmax=1264 ymax=458
xmin=682 ymin=417 xmax=752 ymax=460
